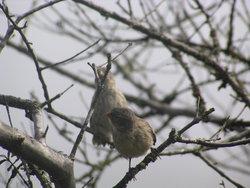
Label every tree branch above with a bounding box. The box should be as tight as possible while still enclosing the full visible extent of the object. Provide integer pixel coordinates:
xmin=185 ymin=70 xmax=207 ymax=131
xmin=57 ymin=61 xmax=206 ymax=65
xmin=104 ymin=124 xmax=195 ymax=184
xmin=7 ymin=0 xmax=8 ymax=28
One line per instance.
xmin=69 ymin=54 xmax=112 ymax=159
xmin=73 ymin=0 xmax=250 ymax=108
xmin=0 ymin=4 xmax=51 ymax=108
xmin=0 ymin=121 xmax=75 ymax=188
xmin=0 ymin=0 xmax=64 ymax=52
xmin=195 ymin=152 xmax=245 ymax=188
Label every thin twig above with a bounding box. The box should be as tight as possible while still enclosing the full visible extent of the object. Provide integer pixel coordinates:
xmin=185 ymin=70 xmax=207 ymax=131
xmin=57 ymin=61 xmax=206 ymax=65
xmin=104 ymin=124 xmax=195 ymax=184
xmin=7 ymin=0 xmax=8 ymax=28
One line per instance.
xmin=196 ymin=152 xmax=245 ymax=188
xmin=99 ymin=43 xmax=132 ymax=67
xmin=0 ymin=0 xmax=63 ymax=52
xmin=41 ymin=39 xmax=101 ymax=71
xmin=69 ymin=54 xmax=112 ymax=160
xmin=82 ymin=176 xmax=93 ymax=188
xmin=138 ymin=0 xmax=165 ymax=23
xmin=178 ymin=108 xmax=215 ymax=135
xmin=3 ymin=96 xmax=13 ymax=127
xmin=226 ymin=0 xmax=236 ymax=50
xmin=41 ymin=84 xmax=74 ymax=108
xmin=171 ymin=49 xmax=206 ymax=115
xmin=194 ymin=0 xmax=220 ymax=56
xmin=176 ymin=137 xmax=250 ymax=148
xmin=73 ymin=0 xmax=250 ymax=107
xmin=0 ymin=4 xmax=51 ymax=108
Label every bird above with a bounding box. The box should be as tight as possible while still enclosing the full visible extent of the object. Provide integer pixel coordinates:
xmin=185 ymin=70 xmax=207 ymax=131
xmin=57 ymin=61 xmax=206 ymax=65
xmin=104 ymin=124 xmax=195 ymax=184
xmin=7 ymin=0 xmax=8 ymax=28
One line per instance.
xmin=105 ymin=107 xmax=156 ymax=169
xmin=90 ymin=68 xmax=128 ymax=146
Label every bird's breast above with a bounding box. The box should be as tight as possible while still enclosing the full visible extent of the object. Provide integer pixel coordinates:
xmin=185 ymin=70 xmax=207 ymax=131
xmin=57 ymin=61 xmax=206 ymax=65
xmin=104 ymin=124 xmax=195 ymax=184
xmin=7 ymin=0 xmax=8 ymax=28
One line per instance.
xmin=113 ymin=129 xmax=152 ymax=158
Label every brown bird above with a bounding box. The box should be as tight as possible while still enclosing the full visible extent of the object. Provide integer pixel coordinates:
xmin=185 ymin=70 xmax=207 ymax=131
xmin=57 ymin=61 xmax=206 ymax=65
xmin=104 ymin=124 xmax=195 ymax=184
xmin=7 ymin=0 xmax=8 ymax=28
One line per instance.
xmin=90 ymin=68 xmax=128 ymax=146
xmin=106 ymin=107 xmax=156 ymax=169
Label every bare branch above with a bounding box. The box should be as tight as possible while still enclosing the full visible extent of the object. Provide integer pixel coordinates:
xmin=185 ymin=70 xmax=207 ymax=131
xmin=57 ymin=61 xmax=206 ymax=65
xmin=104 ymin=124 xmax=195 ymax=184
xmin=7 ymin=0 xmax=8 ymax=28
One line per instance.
xmin=73 ymin=0 xmax=250 ymax=107
xmin=69 ymin=54 xmax=112 ymax=159
xmin=41 ymin=39 xmax=100 ymax=71
xmin=0 ymin=121 xmax=75 ymax=188
xmin=176 ymin=136 xmax=250 ymax=148
xmin=0 ymin=0 xmax=64 ymax=52
xmin=0 ymin=4 xmax=51 ymax=108
xmin=226 ymin=0 xmax=237 ymax=50
xmin=196 ymin=152 xmax=245 ymax=188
